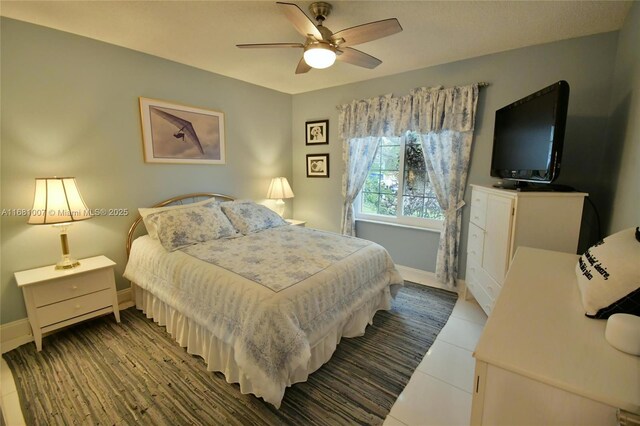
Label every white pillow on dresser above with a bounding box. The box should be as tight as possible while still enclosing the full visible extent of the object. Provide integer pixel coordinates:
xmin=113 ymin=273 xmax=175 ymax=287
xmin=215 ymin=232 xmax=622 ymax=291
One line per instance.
xmin=575 ymin=227 xmax=640 ymax=319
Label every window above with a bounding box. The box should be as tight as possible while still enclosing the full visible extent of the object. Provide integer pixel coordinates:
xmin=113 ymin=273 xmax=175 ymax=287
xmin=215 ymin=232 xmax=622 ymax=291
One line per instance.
xmin=357 ymin=131 xmax=444 ymax=229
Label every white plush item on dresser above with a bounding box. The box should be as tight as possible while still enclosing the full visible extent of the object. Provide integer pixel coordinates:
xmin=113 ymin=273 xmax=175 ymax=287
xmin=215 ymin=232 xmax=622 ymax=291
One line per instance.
xmin=575 ymin=227 xmax=640 ymax=318
xmin=606 ymin=313 xmax=640 ymax=356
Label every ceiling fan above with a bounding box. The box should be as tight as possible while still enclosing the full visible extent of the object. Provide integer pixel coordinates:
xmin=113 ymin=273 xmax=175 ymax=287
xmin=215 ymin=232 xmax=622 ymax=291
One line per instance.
xmin=236 ymin=2 xmax=403 ymax=74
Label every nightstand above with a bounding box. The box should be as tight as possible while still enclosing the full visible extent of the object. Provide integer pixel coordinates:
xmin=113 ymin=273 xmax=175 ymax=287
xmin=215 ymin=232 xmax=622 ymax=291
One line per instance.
xmin=286 ymin=219 xmax=306 ymax=227
xmin=15 ymin=255 xmax=120 ymax=351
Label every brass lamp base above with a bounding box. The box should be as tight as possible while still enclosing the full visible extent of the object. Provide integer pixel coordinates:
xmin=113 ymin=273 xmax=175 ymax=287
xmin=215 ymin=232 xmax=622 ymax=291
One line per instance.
xmin=54 ymin=226 xmax=81 ymax=270
xmin=56 ymin=256 xmax=80 ymax=270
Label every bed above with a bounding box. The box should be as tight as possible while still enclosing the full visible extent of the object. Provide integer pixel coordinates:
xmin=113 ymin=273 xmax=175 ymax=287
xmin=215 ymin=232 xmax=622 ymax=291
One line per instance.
xmin=123 ymin=193 xmax=404 ymax=408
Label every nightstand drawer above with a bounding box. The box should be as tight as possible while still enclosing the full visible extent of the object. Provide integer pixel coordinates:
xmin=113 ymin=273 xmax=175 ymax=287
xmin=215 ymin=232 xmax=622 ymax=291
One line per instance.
xmin=36 ymin=289 xmax=112 ymax=327
xmin=31 ymin=268 xmax=112 ymax=307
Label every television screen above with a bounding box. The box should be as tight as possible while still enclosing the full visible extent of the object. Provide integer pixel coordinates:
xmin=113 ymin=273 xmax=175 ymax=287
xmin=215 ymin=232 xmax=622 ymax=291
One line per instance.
xmin=490 ymin=81 xmax=570 ymax=185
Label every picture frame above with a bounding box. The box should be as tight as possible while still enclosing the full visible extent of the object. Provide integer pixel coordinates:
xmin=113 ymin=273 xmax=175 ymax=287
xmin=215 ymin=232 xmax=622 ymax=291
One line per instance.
xmin=306 ymin=154 xmax=330 ymax=178
xmin=139 ymin=97 xmax=226 ymax=164
xmin=305 ymin=119 xmax=329 ymax=145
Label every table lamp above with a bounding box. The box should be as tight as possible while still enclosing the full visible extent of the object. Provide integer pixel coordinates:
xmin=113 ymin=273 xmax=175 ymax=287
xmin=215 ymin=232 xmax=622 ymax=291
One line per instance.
xmin=28 ymin=177 xmax=91 ymax=269
xmin=266 ymin=177 xmax=294 ymax=217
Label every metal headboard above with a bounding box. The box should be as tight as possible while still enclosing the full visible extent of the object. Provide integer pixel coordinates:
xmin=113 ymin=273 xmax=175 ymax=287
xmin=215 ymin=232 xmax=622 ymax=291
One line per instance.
xmin=126 ymin=192 xmax=235 ymax=258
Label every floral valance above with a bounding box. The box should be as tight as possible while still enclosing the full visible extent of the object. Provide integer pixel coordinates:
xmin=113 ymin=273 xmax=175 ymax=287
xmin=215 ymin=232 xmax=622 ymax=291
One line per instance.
xmin=337 ymin=84 xmax=479 ymax=140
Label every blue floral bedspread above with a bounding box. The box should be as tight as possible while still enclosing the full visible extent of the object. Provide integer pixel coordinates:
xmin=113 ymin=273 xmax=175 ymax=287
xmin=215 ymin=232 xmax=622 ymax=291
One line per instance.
xmin=181 ymin=225 xmax=371 ymax=292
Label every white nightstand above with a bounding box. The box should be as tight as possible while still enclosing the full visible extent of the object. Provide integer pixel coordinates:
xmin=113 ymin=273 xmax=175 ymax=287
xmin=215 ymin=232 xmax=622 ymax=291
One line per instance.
xmin=14 ymin=255 xmax=121 ymax=351
xmin=286 ymin=219 xmax=306 ymax=227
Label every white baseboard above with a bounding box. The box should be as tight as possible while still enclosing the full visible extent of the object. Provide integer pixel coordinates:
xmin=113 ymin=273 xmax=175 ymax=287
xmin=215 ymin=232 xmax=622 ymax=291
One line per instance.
xmin=0 ymin=319 xmax=32 ymax=354
xmin=395 ymin=264 xmax=466 ymax=294
xmin=1 ymin=287 xmax=134 ymax=354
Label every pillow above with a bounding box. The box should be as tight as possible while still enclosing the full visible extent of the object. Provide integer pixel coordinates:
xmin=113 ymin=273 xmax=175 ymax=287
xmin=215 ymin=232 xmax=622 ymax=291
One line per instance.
xmin=139 ymin=197 xmax=216 ymax=239
xmin=146 ymin=201 xmax=238 ymax=251
xmin=575 ymin=227 xmax=640 ymax=319
xmin=220 ymin=200 xmax=287 ymax=235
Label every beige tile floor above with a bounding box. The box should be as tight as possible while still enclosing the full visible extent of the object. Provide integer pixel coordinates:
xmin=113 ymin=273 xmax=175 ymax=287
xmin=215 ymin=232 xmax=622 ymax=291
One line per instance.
xmin=0 ymin=356 xmax=24 ymax=426
xmin=384 ymin=296 xmax=487 ymax=426
xmin=0 ymin=295 xmax=486 ymax=426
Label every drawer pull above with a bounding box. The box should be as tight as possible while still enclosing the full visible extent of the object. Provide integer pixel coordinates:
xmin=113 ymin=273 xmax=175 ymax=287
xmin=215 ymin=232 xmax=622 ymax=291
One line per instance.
xmin=71 ymin=285 xmax=79 ymax=290
xmin=75 ymin=304 xmax=81 ymax=310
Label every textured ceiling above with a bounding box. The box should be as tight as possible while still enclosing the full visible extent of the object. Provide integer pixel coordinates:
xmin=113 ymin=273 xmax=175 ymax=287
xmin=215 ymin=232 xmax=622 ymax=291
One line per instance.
xmin=0 ymin=1 xmax=632 ymax=94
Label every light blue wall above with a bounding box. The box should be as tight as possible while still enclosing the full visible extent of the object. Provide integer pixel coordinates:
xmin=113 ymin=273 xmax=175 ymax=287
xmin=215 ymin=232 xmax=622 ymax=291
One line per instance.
xmin=291 ymin=32 xmax=620 ymax=273
xmin=607 ymin=2 xmax=640 ymax=233
xmin=0 ymin=18 xmax=293 ymax=324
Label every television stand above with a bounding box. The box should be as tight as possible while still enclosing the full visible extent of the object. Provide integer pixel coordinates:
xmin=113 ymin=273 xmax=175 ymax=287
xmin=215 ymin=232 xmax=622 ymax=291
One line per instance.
xmin=492 ymin=181 xmax=576 ymax=192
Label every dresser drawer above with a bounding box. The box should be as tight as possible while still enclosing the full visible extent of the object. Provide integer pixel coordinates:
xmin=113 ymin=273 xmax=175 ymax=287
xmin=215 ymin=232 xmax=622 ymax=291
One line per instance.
xmin=467 ymin=222 xmax=485 ymax=265
xmin=36 ymin=289 xmax=113 ymax=327
xmin=470 ymin=189 xmax=488 ymax=229
xmin=476 ymin=266 xmax=501 ymax=302
xmin=31 ymin=268 xmax=113 ymax=307
xmin=466 ymin=258 xmax=482 ymax=284
xmin=465 ymin=268 xmax=494 ymax=316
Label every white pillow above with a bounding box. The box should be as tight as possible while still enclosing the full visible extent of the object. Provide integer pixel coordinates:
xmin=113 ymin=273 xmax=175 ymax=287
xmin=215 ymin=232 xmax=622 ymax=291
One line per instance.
xmin=575 ymin=227 xmax=640 ymax=319
xmin=146 ymin=201 xmax=238 ymax=251
xmin=139 ymin=197 xmax=216 ymax=239
xmin=220 ymin=200 xmax=287 ymax=235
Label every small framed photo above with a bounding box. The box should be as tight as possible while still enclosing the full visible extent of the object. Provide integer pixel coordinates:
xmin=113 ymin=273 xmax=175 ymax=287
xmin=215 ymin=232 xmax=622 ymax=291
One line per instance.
xmin=139 ymin=97 xmax=225 ymax=164
xmin=306 ymin=154 xmax=330 ymax=178
xmin=305 ymin=119 xmax=329 ymax=145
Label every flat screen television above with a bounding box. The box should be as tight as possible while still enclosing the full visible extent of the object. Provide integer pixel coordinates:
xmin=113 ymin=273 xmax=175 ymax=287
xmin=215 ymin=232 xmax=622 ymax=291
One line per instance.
xmin=490 ymin=80 xmax=570 ymax=190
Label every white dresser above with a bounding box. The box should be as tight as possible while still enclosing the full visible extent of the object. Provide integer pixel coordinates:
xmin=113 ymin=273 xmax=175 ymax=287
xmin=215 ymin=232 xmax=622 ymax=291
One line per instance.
xmin=465 ymin=184 xmax=587 ymax=315
xmin=471 ymin=247 xmax=640 ymax=425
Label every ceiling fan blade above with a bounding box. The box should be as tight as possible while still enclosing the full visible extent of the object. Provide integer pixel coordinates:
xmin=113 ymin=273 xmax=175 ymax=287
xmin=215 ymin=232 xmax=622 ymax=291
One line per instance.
xmin=295 ymin=57 xmax=312 ymax=74
xmin=336 ymin=47 xmax=382 ymax=69
xmin=332 ymin=18 xmax=402 ymax=47
xmin=236 ymin=42 xmax=304 ymax=49
xmin=277 ymin=2 xmax=323 ymax=40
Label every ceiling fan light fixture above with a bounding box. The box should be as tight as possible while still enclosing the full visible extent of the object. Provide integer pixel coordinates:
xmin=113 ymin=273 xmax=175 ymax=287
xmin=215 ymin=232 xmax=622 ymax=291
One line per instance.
xmin=303 ymin=44 xmax=336 ymax=69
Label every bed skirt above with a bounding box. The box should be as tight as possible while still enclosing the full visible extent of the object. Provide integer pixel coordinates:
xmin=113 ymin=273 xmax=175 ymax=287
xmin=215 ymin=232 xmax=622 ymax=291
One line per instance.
xmin=133 ymin=283 xmax=395 ymax=407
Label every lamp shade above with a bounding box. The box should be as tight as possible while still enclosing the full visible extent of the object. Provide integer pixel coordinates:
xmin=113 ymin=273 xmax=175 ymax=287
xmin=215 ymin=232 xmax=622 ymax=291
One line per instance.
xmin=266 ymin=177 xmax=294 ymax=200
xmin=303 ymin=44 xmax=336 ymax=69
xmin=28 ymin=177 xmax=91 ymax=225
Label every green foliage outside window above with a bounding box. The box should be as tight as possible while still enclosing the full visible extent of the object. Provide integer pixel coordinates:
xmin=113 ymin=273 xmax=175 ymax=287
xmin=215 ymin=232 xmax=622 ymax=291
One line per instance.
xmin=360 ymin=132 xmax=443 ymax=222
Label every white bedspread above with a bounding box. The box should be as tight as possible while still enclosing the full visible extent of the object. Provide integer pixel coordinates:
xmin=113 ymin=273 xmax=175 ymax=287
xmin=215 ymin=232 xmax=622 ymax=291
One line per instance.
xmin=124 ymin=226 xmax=403 ymax=407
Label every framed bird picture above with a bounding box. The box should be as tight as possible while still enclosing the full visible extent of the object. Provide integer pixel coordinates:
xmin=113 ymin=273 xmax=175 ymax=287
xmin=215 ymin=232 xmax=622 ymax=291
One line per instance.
xmin=139 ymin=97 xmax=226 ymax=164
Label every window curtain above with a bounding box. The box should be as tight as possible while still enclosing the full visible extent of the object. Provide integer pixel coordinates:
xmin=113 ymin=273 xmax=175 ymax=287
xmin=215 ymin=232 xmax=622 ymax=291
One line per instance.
xmin=413 ymin=86 xmax=479 ymax=287
xmin=341 ymin=136 xmax=381 ymax=236
xmin=337 ymin=94 xmax=412 ymax=235
xmin=337 ymin=84 xmax=479 ymax=288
